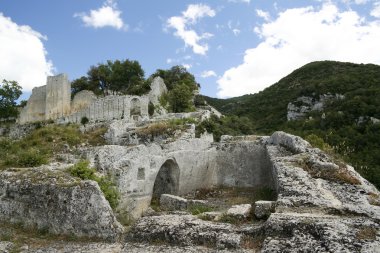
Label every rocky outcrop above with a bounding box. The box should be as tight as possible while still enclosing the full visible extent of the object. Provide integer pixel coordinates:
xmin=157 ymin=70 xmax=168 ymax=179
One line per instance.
xmin=287 ymin=94 xmax=344 ymax=121
xmin=0 ymin=166 xmax=123 ymax=241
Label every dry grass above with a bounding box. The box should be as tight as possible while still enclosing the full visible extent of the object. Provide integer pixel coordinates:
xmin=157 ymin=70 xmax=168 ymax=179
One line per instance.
xmin=300 ymin=158 xmax=361 ymax=185
xmin=368 ymin=192 xmax=380 ymax=206
xmin=356 ymin=226 xmax=377 ymax=240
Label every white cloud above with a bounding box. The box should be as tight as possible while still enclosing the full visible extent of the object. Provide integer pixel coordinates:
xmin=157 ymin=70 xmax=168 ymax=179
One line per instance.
xmin=0 ymin=13 xmax=53 ymax=92
xmin=182 ymin=64 xmax=192 ymax=69
xmin=232 ymin=28 xmax=241 ymax=36
xmin=256 ymin=9 xmax=271 ymax=21
xmin=228 ymin=0 xmax=250 ymax=3
xmin=201 ymin=70 xmax=217 ymax=78
xmin=217 ymin=4 xmax=380 ymax=98
xmin=75 ymin=0 xmax=126 ymax=30
xmin=371 ymin=1 xmax=380 ymax=17
xmin=167 ymin=4 xmax=215 ymax=55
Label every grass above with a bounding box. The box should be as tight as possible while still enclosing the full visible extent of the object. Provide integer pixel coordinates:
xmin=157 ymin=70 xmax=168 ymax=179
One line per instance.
xmin=0 ymin=124 xmax=106 ymax=170
xmin=188 ymin=204 xmax=214 ymax=215
xmin=69 ymin=160 xmax=119 ymax=209
xmin=136 ymin=118 xmax=197 ymax=141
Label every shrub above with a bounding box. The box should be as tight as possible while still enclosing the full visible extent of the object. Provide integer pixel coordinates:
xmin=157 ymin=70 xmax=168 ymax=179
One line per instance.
xmin=81 ymin=116 xmax=89 ymax=125
xmin=69 ymin=160 xmax=120 ymax=209
xmin=148 ymin=102 xmax=155 ymax=116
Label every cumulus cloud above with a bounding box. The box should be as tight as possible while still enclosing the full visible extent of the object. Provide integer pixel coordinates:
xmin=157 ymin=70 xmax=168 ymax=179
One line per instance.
xmin=217 ymin=4 xmax=380 ymax=98
xmin=201 ymin=70 xmax=217 ymax=78
xmin=256 ymin=9 xmax=271 ymax=21
xmin=167 ymin=4 xmax=215 ymax=55
xmin=371 ymin=1 xmax=380 ymax=17
xmin=75 ymin=0 xmax=126 ymax=30
xmin=0 ymin=13 xmax=53 ymax=92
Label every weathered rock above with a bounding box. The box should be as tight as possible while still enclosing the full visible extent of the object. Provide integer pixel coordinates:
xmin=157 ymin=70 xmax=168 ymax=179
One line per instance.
xmin=0 ymin=241 xmax=13 ymax=253
xmin=160 ymin=194 xmax=188 ymax=211
xmin=226 ymin=204 xmax=252 ymax=220
xmin=127 ymin=214 xmax=257 ymax=249
xmin=254 ymin=201 xmax=275 ymax=219
xmin=199 ymin=211 xmax=223 ymax=221
xmin=0 ymin=167 xmax=123 ymax=241
xmin=267 ymin=131 xmax=311 ymax=153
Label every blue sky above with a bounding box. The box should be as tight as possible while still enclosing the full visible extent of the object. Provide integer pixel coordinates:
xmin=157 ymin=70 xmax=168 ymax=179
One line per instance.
xmin=1 ymin=0 xmax=380 ymax=100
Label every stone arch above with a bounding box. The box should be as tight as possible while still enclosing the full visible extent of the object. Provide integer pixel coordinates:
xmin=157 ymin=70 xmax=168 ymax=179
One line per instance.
xmin=152 ymin=159 xmax=180 ymax=200
xmin=130 ymin=98 xmax=141 ymax=118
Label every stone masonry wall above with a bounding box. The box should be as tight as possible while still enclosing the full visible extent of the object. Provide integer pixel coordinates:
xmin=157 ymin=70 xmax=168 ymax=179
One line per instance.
xmin=63 ymin=95 xmax=150 ymax=124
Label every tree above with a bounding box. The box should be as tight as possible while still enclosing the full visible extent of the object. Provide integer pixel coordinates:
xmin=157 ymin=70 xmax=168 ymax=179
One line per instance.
xmin=167 ymin=83 xmax=194 ymax=113
xmin=151 ymin=65 xmax=200 ymax=112
xmin=71 ymin=59 xmax=146 ymax=96
xmin=0 ymin=79 xmax=22 ymax=118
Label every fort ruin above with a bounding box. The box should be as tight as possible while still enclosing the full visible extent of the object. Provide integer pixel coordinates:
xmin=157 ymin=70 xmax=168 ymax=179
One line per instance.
xmin=18 ymin=74 xmax=168 ymax=124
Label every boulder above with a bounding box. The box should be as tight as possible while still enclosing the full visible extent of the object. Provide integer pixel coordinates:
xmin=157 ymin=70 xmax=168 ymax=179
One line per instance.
xmin=160 ymin=194 xmax=188 ymax=211
xmin=254 ymin=201 xmax=276 ymax=219
xmin=226 ymin=204 xmax=252 ymax=219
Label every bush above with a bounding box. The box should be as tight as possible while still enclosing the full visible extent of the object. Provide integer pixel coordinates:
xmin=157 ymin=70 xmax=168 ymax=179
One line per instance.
xmin=81 ymin=116 xmax=89 ymax=125
xmin=69 ymin=160 xmax=119 ymax=209
xmin=148 ymin=102 xmax=155 ymax=116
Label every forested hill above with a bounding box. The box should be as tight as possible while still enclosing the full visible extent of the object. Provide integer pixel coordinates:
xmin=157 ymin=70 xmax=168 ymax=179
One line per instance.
xmin=204 ymin=61 xmax=380 ymax=188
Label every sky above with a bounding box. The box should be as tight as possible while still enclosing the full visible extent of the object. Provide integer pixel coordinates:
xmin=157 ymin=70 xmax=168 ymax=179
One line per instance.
xmin=1 ymin=0 xmax=380 ymax=100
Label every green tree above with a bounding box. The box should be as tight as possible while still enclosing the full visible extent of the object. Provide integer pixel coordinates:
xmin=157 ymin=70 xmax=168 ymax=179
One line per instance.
xmin=0 ymin=79 xmax=22 ymax=118
xmin=151 ymin=65 xmax=199 ymax=112
xmin=72 ymin=59 xmax=146 ymax=96
xmin=168 ymin=83 xmax=194 ymax=113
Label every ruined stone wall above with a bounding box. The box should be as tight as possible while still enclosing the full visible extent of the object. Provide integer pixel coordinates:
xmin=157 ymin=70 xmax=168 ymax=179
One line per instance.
xmin=45 ymin=74 xmax=71 ymax=120
xmin=19 ymin=86 xmax=47 ymax=124
xmin=71 ymin=90 xmax=97 ymax=114
xmin=64 ymin=95 xmax=150 ymax=123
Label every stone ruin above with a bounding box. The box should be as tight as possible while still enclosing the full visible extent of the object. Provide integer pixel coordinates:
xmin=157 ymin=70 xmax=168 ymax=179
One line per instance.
xmin=18 ymin=74 xmax=168 ymax=124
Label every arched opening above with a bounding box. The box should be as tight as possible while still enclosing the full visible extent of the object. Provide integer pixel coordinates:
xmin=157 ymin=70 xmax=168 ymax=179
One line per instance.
xmin=152 ymin=159 xmax=180 ymax=200
xmin=130 ymin=98 xmax=141 ymax=119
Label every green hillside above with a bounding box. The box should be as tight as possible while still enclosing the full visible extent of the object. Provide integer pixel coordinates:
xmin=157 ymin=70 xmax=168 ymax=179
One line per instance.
xmin=204 ymin=61 xmax=380 ymax=188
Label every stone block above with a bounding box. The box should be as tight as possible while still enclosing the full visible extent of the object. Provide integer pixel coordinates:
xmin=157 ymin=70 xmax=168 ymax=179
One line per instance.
xmin=254 ymin=201 xmax=276 ymax=219
xmin=160 ymin=194 xmax=188 ymax=211
xmin=226 ymin=204 xmax=252 ymax=219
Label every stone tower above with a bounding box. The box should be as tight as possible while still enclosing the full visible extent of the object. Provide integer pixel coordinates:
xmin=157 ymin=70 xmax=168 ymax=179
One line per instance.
xmin=45 ymin=74 xmax=71 ymax=120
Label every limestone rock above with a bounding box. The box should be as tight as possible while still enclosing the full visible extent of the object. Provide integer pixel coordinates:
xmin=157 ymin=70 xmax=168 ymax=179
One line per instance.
xmin=226 ymin=204 xmax=252 ymax=220
xmin=268 ymin=131 xmax=311 ymax=153
xmin=254 ymin=201 xmax=275 ymax=219
xmin=127 ymin=214 xmax=246 ymax=249
xmin=0 ymin=166 xmax=123 ymax=241
xmin=199 ymin=211 xmax=223 ymax=221
xmin=160 ymin=194 xmax=188 ymax=211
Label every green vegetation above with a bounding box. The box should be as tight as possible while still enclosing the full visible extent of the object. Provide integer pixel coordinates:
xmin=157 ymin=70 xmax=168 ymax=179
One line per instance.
xmin=150 ymin=65 xmax=199 ymax=113
xmin=0 ymin=79 xmax=22 ymax=119
xmin=196 ymin=115 xmax=254 ymax=141
xmin=72 ymin=61 xmax=199 ymax=113
xmin=69 ymin=160 xmax=119 ymax=209
xmin=204 ymin=61 xmax=380 ymax=189
xmin=188 ymin=205 xmax=214 ymax=215
xmin=72 ymin=59 xmax=147 ymax=96
xmin=0 ymin=124 xmax=106 ymax=169
xmin=136 ymin=118 xmax=197 ymax=141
